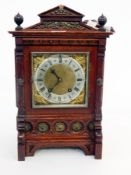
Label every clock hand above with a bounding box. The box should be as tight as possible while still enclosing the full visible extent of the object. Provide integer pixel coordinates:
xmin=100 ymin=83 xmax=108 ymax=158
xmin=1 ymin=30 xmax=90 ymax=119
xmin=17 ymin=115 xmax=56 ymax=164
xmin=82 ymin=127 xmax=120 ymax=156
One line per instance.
xmin=50 ymin=68 xmax=62 ymax=81
xmin=48 ymin=76 xmax=62 ymax=92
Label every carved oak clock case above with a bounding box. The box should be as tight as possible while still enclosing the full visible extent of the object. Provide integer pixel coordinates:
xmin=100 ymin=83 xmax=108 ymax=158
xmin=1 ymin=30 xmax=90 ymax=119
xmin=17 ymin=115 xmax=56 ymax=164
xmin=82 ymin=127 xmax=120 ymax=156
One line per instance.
xmin=9 ymin=5 xmax=114 ymax=161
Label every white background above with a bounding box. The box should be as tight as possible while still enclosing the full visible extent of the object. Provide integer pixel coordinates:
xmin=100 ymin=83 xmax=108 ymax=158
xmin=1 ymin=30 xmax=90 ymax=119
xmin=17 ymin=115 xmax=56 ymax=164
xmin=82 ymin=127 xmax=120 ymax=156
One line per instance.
xmin=0 ymin=0 xmax=131 ymax=174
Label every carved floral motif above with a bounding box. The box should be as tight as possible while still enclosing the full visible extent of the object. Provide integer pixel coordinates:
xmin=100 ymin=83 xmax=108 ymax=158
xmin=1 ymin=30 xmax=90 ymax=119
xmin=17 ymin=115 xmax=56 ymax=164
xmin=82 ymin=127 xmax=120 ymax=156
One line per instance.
xmin=48 ymin=8 xmax=74 ymax=16
xmin=31 ymin=22 xmax=87 ymax=30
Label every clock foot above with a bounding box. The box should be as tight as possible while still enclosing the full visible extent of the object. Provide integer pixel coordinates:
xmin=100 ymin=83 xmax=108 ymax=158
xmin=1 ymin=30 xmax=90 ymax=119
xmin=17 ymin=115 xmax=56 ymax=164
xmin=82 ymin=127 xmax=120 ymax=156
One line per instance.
xmin=18 ymin=132 xmax=25 ymax=161
xmin=80 ymin=144 xmax=94 ymax=155
xmin=95 ymin=131 xmax=102 ymax=159
xmin=18 ymin=144 xmax=25 ymax=161
xmin=25 ymin=142 xmax=95 ymax=159
xmin=95 ymin=143 xmax=102 ymax=159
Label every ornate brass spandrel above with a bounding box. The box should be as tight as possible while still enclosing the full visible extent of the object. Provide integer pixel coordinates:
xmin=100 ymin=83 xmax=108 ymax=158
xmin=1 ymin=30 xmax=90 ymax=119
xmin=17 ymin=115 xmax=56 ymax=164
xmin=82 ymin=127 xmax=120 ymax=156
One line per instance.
xmin=72 ymin=54 xmax=87 ymax=73
xmin=70 ymin=88 xmax=85 ymax=104
xmin=32 ymin=85 xmax=49 ymax=105
xmin=32 ymin=55 xmax=45 ymax=73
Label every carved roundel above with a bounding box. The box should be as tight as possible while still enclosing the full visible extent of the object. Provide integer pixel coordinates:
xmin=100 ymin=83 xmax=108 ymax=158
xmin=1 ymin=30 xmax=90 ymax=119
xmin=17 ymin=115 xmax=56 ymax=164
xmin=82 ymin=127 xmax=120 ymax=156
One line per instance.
xmin=25 ymin=122 xmax=33 ymax=132
xmin=87 ymin=121 xmax=94 ymax=131
xmin=71 ymin=121 xmax=84 ymax=132
xmin=55 ymin=122 xmax=66 ymax=132
xmin=37 ymin=122 xmax=50 ymax=133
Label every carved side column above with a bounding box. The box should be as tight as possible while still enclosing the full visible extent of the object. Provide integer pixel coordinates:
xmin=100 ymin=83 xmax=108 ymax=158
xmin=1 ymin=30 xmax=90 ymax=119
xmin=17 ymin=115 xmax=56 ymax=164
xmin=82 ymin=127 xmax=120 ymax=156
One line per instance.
xmin=94 ymin=39 xmax=106 ymax=159
xmin=15 ymin=38 xmax=25 ymax=161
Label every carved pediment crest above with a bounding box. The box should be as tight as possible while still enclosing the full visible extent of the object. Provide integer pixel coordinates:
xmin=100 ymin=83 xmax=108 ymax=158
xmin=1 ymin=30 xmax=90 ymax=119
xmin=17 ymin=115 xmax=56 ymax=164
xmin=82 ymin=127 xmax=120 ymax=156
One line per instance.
xmin=38 ymin=5 xmax=84 ymax=17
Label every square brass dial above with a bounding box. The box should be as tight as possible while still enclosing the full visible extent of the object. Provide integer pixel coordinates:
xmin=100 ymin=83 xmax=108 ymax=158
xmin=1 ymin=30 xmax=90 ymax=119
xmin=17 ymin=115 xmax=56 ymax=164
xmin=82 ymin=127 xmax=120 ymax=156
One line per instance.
xmin=31 ymin=52 xmax=89 ymax=108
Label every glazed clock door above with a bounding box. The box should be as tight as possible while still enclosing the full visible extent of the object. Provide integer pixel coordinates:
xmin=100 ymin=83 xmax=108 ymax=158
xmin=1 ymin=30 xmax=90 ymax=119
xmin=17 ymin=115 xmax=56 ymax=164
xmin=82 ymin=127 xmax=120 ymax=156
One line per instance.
xmin=32 ymin=52 xmax=89 ymax=108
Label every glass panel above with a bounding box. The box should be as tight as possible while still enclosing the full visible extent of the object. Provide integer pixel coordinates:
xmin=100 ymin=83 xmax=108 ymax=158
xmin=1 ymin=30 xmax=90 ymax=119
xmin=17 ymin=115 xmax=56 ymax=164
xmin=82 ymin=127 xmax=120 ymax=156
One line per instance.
xmin=31 ymin=52 xmax=89 ymax=108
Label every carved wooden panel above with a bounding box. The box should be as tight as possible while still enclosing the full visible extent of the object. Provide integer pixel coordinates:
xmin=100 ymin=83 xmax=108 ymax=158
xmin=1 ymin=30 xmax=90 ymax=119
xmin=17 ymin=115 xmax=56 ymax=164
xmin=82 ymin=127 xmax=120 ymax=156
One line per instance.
xmin=23 ymin=39 xmax=99 ymax=46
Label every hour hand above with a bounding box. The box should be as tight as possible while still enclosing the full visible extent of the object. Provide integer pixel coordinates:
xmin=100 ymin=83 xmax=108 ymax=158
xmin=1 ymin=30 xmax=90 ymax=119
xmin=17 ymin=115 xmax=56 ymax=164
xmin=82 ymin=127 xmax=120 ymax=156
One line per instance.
xmin=50 ymin=68 xmax=59 ymax=78
xmin=50 ymin=68 xmax=62 ymax=81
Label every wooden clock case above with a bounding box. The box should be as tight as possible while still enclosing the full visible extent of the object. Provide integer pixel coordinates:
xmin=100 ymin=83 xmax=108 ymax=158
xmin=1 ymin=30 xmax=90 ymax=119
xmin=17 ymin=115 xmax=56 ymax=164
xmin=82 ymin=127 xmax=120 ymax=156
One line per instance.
xmin=9 ymin=5 xmax=114 ymax=161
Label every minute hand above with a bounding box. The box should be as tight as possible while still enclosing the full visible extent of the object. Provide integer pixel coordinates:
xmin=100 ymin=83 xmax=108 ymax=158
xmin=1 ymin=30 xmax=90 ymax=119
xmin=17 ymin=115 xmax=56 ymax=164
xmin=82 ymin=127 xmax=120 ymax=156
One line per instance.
xmin=53 ymin=79 xmax=60 ymax=89
xmin=49 ymin=77 xmax=62 ymax=92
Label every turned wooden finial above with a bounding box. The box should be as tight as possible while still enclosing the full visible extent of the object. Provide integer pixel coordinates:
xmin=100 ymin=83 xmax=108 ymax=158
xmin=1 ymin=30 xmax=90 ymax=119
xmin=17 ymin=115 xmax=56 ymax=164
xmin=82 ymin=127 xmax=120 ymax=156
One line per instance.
xmin=14 ymin=13 xmax=24 ymax=30
xmin=97 ymin=14 xmax=107 ymax=31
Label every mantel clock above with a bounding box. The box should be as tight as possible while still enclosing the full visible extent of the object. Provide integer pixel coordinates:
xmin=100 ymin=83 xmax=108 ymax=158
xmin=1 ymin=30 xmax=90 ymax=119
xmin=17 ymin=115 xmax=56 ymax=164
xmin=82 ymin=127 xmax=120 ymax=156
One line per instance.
xmin=9 ymin=5 xmax=114 ymax=161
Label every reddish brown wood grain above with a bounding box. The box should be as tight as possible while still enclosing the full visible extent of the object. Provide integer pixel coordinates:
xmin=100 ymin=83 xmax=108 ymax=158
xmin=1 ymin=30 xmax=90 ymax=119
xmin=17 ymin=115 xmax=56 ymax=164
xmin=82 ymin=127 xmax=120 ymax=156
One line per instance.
xmin=9 ymin=6 xmax=113 ymax=161
xmin=23 ymin=45 xmax=97 ymax=115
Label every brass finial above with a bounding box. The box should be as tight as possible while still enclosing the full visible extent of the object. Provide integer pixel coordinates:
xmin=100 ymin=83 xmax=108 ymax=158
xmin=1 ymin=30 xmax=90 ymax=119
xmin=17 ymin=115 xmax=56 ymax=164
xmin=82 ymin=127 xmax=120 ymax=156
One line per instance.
xmin=59 ymin=4 xmax=64 ymax=10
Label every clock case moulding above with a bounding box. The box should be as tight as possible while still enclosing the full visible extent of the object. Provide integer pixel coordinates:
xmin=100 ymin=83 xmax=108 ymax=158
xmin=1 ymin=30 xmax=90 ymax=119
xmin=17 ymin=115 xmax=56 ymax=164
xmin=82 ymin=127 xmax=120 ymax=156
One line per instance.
xmin=9 ymin=5 xmax=114 ymax=161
